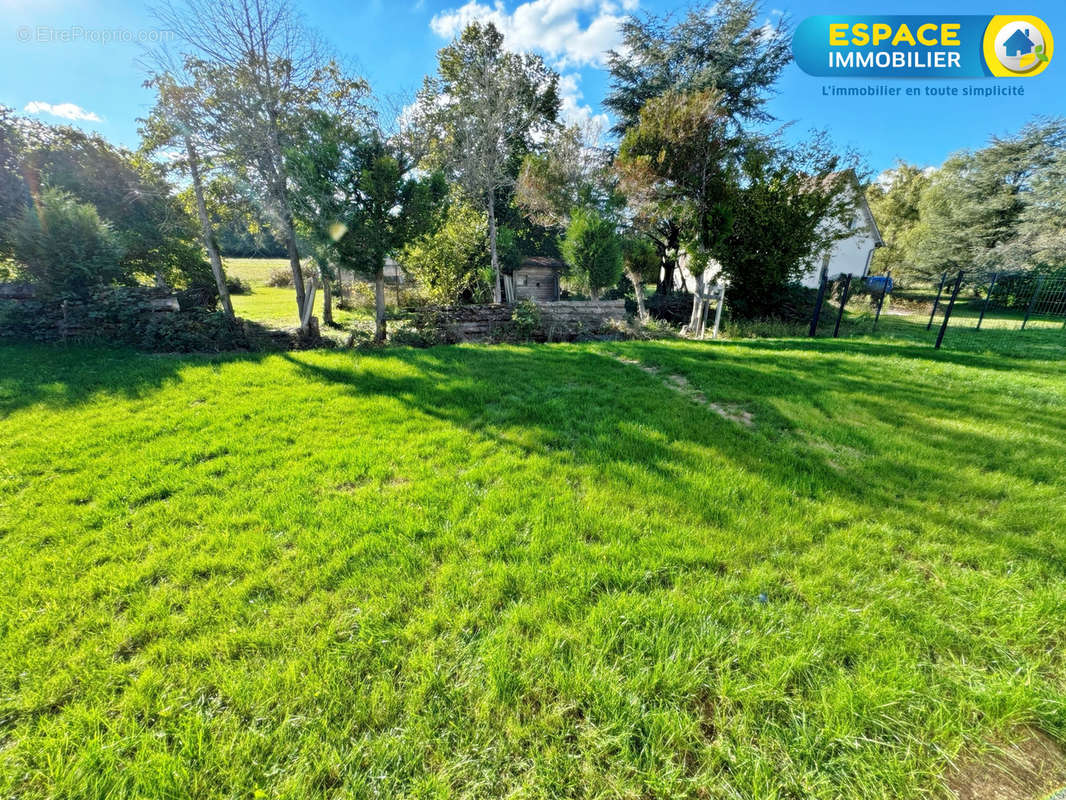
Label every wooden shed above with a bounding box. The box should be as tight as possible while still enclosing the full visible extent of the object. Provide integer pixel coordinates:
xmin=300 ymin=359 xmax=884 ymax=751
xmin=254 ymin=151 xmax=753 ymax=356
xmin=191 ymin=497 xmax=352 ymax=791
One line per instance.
xmin=510 ymin=257 xmax=562 ymax=302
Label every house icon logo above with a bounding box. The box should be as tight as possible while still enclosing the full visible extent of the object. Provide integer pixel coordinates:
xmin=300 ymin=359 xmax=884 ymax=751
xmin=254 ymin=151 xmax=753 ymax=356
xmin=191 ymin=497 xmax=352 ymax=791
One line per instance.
xmin=984 ymin=17 xmax=1053 ymax=75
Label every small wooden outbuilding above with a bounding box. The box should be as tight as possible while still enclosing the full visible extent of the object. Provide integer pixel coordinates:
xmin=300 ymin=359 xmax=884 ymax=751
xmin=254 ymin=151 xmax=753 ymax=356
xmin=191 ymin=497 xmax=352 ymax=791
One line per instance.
xmin=510 ymin=257 xmax=563 ymax=302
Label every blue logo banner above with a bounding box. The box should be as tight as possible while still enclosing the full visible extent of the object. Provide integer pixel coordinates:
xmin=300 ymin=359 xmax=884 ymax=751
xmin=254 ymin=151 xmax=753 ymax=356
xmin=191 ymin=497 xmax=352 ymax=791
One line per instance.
xmin=792 ymin=15 xmax=1041 ymax=78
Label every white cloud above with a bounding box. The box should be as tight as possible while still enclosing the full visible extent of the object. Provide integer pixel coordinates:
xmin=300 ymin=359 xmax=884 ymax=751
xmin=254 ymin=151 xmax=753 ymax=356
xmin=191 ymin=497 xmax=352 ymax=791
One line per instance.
xmin=557 ymin=72 xmax=608 ymax=130
xmin=24 ymin=101 xmax=101 ymax=122
xmin=430 ymin=0 xmax=631 ymax=68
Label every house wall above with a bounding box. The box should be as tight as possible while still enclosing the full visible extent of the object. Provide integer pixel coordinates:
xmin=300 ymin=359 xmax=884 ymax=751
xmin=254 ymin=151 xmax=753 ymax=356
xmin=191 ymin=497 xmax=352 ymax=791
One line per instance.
xmin=514 ymin=267 xmax=559 ymax=301
xmin=799 ymin=226 xmax=879 ymax=289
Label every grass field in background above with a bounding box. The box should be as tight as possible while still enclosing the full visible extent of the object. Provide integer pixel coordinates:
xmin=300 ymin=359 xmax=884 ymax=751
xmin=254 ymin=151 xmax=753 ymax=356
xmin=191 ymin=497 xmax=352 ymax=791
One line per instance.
xmin=223 ymin=257 xmax=366 ymax=330
xmin=2 ymin=324 xmax=1065 ymax=798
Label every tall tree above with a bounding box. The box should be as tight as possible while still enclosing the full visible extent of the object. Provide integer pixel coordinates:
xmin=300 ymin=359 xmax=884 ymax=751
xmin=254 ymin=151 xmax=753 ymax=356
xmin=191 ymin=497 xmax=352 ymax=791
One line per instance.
xmin=411 ymin=22 xmax=560 ymax=302
xmin=155 ymin=0 xmax=369 ymax=329
xmin=865 ymin=162 xmax=930 ymax=281
xmin=287 ymin=112 xmax=445 ymax=341
xmin=142 ymin=71 xmax=234 ymax=318
xmin=605 ymin=0 xmax=792 ymax=291
xmin=916 ymin=119 xmax=1066 ymax=277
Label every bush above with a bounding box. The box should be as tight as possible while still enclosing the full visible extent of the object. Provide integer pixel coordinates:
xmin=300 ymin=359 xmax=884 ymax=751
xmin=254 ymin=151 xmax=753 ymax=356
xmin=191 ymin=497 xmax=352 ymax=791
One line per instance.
xmin=267 ymin=269 xmax=293 ymax=288
xmin=403 ymin=200 xmax=492 ymax=304
xmin=559 ymin=209 xmax=622 ymax=299
xmin=511 ymin=299 xmax=541 ymax=341
xmin=7 ymin=188 xmax=125 ymax=297
xmin=226 ymin=275 xmax=252 ymax=295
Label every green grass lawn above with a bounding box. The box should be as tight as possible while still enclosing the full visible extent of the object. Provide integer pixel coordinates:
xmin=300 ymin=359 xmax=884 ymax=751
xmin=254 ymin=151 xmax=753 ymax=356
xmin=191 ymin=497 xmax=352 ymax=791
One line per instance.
xmin=2 ymin=324 xmax=1065 ymax=798
xmin=223 ymin=257 xmax=366 ymax=332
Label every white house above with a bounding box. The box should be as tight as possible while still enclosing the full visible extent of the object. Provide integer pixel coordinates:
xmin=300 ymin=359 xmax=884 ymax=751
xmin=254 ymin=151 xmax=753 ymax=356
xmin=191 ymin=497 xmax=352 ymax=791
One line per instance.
xmin=799 ymin=174 xmax=884 ymax=288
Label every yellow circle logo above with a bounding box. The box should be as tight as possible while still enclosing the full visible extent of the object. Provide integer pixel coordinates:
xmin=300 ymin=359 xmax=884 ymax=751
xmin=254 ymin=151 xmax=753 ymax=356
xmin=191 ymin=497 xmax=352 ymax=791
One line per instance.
xmin=984 ymin=15 xmax=1053 ymax=76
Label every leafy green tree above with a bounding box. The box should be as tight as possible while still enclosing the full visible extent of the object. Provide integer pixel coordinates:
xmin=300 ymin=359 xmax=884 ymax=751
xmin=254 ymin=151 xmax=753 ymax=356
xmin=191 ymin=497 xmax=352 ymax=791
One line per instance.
xmin=605 ymin=0 xmax=792 ymax=291
xmin=8 ymin=188 xmax=125 ymax=297
xmin=915 ymin=118 xmax=1066 ymax=277
xmin=411 ymin=22 xmax=560 ymax=302
xmin=717 ymin=148 xmax=857 ymax=319
xmin=287 ymin=112 xmax=445 ymax=340
xmin=0 ymin=107 xmax=31 ymax=261
xmin=17 ymin=125 xmax=209 ymax=290
xmin=404 ymin=196 xmax=493 ymax=304
xmin=560 ymin=208 xmax=622 ymax=299
xmin=142 ymin=71 xmax=235 ymax=317
xmin=865 ymin=162 xmax=930 ymax=281
xmin=616 ymin=89 xmax=738 ymax=320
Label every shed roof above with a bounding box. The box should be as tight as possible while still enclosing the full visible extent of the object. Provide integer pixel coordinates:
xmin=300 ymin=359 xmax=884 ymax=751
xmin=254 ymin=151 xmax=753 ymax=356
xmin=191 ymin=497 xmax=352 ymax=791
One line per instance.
xmin=518 ymin=256 xmax=564 ymax=270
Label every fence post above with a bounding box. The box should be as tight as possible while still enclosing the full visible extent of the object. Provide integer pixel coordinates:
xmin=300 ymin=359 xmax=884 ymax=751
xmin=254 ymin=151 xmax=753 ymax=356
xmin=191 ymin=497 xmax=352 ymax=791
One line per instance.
xmin=927 ymin=272 xmax=947 ymax=330
xmin=873 ymin=269 xmax=891 ymax=331
xmin=711 ymin=284 xmax=726 ymax=339
xmin=833 ymin=273 xmax=852 ymax=338
xmin=809 ymin=265 xmax=829 ymax=337
xmin=935 ymin=271 xmax=965 ymax=350
xmin=1021 ymin=275 xmax=1045 ymax=331
xmin=976 ymin=272 xmax=998 ymax=330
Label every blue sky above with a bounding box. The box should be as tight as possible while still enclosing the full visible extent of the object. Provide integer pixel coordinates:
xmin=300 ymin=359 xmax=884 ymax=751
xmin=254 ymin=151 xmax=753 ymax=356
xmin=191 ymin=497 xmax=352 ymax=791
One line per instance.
xmin=1 ymin=0 xmax=1064 ymax=174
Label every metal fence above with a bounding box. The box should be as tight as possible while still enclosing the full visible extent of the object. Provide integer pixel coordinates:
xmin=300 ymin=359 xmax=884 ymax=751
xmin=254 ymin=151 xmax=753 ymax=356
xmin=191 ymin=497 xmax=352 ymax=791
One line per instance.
xmin=807 ymin=267 xmax=1066 ymax=350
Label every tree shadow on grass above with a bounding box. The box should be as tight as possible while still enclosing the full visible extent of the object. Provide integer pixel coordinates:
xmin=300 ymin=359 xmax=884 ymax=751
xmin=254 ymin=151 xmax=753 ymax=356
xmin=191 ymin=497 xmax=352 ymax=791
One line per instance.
xmin=278 ymin=339 xmax=1066 ymax=572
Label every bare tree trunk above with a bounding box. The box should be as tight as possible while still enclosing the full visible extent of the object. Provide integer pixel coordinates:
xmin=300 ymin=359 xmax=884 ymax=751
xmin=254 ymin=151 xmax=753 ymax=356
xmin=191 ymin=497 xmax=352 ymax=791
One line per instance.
xmin=282 ymin=211 xmax=306 ymax=325
xmin=374 ymin=266 xmax=386 ymax=342
xmin=487 ymin=189 xmax=501 ymax=303
xmin=185 ymin=137 xmax=234 ymax=318
xmin=322 ymin=273 xmax=333 ymax=326
xmin=627 ymin=268 xmax=648 ymax=322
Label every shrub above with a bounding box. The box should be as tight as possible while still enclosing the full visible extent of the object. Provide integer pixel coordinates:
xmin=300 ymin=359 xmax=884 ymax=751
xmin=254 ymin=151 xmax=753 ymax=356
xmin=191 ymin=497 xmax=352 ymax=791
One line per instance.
xmin=267 ymin=269 xmax=293 ymax=288
xmin=226 ymin=275 xmax=252 ymax=295
xmin=403 ymin=200 xmax=492 ymax=304
xmin=511 ymin=298 xmax=541 ymax=341
xmin=559 ymin=209 xmax=622 ymax=299
xmin=7 ymin=188 xmax=125 ymax=297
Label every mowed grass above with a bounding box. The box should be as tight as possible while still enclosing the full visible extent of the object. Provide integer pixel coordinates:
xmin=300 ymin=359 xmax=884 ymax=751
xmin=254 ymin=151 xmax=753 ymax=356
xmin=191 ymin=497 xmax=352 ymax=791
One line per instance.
xmin=1 ymin=327 xmax=1066 ymax=799
xmin=223 ymin=257 xmax=365 ymax=330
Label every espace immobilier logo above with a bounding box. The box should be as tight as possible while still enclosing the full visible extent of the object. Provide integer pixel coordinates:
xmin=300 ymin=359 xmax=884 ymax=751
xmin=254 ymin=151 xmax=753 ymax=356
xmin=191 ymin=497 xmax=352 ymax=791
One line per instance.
xmin=793 ymin=15 xmax=1053 ymax=77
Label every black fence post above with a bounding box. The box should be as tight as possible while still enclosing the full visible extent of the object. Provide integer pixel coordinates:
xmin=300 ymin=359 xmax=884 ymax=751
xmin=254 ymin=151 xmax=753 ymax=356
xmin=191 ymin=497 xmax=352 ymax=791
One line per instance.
xmin=976 ymin=272 xmax=998 ymax=331
xmin=833 ymin=274 xmax=852 ymax=338
xmin=927 ymin=272 xmax=947 ymax=330
xmin=809 ymin=265 xmax=828 ymax=337
xmin=873 ymin=269 xmax=891 ymax=331
xmin=935 ymin=271 xmax=965 ymax=350
xmin=1021 ymin=275 xmax=1045 ymax=331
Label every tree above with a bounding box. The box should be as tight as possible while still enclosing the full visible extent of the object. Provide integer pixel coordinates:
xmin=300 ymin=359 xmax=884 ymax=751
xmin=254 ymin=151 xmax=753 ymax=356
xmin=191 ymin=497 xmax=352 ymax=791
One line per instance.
xmin=404 ymin=195 xmax=493 ymax=304
xmin=155 ymin=0 xmax=370 ymax=329
xmin=560 ymin=208 xmax=622 ymax=300
xmin=287 ymin=112 xmax=445 ymax=341
xmin=412 ymin=22 xmax=560 ymax=302
xmin=716 ymin=148 xmax=857 ymax=319
xmin=17 ymin=123 xmax=209 ymax=290
xmin=621 ymin=234 xmax=658 ymax=321
xmin=142 ymin=71 xmax=234 ymax=318
xmin=865 ymin=162 xmax=930 ymax=281
xmin=605 ymin=0 xmax=792 ymax=292
xmin=616 ymin=89 xmax=739 ymax=323
xmin=515 ymin=122 xmax=614 ymax=229
xmin=915 ymin=119 xmax=1066 ymax=277
xmin=8 ymin=188 xmax=125 ymax=297
xmin=0 ymin=107 xmax=31 ymax=261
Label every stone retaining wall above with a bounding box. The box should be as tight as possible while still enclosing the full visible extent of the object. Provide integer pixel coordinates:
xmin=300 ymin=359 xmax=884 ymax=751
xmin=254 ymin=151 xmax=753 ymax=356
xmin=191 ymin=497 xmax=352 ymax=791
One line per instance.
xmin=412 ymin=300 xmax=628 ymax=342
